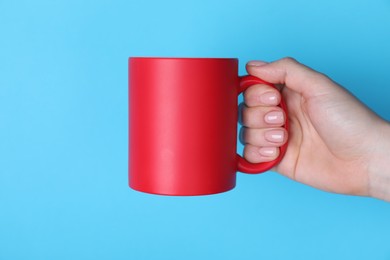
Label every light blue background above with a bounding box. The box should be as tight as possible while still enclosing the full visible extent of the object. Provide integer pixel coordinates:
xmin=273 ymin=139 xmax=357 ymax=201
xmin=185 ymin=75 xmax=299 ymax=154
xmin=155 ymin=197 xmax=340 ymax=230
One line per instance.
xmin=1 ymin=0 xmax=389 ymax=259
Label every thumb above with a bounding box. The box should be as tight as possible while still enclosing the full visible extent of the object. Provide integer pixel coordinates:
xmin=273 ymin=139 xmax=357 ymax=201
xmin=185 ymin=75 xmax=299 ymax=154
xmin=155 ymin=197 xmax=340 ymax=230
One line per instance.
xmin=246 ymin=57 xmax=333 ymax=98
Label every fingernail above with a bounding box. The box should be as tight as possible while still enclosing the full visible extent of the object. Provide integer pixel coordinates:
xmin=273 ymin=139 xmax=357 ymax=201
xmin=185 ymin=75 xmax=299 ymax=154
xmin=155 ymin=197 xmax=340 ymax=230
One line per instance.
xmin=264 ymin=111 xmax=284 ymax=124
xmin=247 ymin=60 xmax=268 ymax=67
xmin=265 ymin=130 xmax=285 ymax=143
xmin=258 ymin=147 xmax=277 ymax=157
xmin=260 ymin=92 xmax=279 ymax=105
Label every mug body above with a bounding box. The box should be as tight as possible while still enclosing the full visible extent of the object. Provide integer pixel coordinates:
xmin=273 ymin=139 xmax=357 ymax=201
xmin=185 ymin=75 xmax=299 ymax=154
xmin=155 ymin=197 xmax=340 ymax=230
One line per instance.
xmin=129 ymin=57 xmax=239 ymax=195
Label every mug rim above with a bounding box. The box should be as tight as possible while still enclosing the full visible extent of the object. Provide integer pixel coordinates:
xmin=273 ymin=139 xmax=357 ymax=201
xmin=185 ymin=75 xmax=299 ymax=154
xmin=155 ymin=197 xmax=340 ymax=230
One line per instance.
xmin=129 ymin=56 xmax=237 ymax=61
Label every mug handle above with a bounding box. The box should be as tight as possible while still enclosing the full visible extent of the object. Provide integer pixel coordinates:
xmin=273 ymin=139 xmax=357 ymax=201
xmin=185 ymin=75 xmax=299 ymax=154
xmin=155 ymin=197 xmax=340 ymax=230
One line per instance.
xmin=236 ymin=75 xmax=289 ymax=173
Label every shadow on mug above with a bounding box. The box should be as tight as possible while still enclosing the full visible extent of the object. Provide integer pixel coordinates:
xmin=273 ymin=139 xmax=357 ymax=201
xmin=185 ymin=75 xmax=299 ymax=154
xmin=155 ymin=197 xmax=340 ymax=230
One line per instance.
xmin=238 ymin=102 xmax=246 ymax=146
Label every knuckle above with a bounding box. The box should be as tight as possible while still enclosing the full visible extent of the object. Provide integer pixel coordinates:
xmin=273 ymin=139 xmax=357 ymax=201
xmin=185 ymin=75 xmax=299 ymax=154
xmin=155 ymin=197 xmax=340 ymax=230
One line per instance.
xmin=244 ymin=145 xmax=260 ymax=163
xmin=239 ymin=127 xmax=246 ymax=145
xmin=243 ymin=85 xmax=260 ymax=100
xmin=245 ymin=128 xmax=263 ymax=146
xmin=281 ymin=57 xmax=298 ymax=65
xmin=242 ymin=107 xmax=258 ymax=127
xmin=241 ymin=106 xmax=250 ymax=125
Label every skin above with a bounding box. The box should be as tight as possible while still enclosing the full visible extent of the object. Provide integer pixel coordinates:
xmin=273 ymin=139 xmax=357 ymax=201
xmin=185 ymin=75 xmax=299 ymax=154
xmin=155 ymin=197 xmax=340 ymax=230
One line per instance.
xmin=241 ymin=57 xmax=390 ymax=202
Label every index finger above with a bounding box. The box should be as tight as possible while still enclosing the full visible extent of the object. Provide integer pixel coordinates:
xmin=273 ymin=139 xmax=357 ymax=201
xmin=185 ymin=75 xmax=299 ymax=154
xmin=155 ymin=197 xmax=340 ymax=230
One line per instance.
xmin=243 ymin=83 xmax=281 ymax=107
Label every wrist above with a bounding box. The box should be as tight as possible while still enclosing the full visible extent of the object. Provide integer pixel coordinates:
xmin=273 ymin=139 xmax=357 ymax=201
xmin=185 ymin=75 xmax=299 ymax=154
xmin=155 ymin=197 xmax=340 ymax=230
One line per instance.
xmin=368 ymin=120 xmax=390 ymax=202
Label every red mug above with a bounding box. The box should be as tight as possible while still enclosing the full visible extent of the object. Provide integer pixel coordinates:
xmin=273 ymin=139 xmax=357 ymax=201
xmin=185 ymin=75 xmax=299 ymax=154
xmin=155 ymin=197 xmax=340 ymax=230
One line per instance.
xmin=129 ymin=57 xmax=288 ymax=196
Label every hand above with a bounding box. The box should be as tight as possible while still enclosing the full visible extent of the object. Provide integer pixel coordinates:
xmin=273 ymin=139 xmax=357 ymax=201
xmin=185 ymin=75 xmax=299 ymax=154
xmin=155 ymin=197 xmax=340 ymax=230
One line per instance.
xmin=241 ymin=57 xmax=390 ymax=201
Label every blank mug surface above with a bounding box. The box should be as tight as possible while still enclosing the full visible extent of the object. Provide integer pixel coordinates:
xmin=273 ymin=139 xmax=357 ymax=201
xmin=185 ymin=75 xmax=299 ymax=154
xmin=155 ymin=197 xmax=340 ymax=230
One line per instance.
xmin=129 ymin=57 xmax=238 ymax=195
